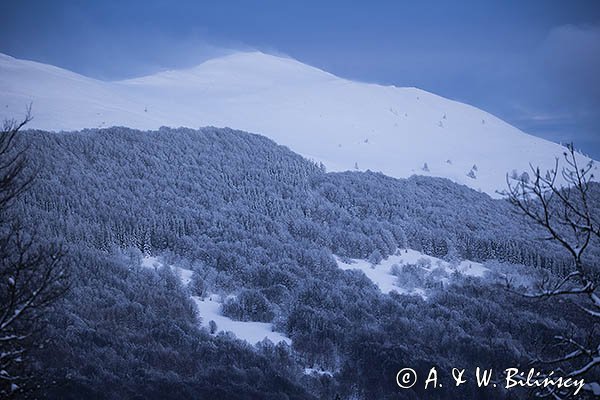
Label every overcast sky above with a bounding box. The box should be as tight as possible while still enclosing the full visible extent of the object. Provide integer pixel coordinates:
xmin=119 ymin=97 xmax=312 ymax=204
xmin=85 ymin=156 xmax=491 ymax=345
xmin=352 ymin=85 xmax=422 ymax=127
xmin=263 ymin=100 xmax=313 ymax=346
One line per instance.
xmin=1 ymin=0 xmax=599 ymax=158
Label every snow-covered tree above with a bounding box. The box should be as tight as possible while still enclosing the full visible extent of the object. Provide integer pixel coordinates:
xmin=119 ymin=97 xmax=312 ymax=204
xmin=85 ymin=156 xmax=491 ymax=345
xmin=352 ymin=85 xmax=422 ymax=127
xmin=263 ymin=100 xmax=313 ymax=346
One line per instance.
xmin=0 ymin=109 xmax=69 ymax=398
xmin=505 ymin=143 xmax=599 ymax=398
xmin=208 ymin=320 xmax=217 ymax=334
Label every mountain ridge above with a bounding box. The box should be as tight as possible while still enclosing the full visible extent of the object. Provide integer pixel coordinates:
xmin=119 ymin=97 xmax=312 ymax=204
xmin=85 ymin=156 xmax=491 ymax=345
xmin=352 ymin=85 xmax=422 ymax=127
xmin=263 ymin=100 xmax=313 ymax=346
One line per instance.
xmin=0 ymin=51 xmax=595 ymax=196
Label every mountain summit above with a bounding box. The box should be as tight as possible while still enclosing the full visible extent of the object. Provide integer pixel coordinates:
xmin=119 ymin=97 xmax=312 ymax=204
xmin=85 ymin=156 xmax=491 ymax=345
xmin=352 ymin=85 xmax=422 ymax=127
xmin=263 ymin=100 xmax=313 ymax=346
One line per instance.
xmin=0 ymin=51 xmax=595 ymax=195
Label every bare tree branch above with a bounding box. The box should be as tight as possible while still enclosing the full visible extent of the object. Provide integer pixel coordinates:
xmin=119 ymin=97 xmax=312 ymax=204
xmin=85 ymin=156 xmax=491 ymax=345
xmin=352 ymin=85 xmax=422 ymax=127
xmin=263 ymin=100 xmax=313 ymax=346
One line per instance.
xmin=503 ymin=143 xmax=599 ymax=399
xmin=0 ymin=107 xmax=69 ymax=398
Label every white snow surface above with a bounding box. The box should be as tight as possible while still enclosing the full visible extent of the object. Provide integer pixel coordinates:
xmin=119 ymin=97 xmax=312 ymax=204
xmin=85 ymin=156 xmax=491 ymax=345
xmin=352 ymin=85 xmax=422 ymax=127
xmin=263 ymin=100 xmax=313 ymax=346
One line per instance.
xmin=192 ymin=295 xmax=291 ymax=345
xmin=1 ymin=51 xmax=596 ymax=196
xmin=336 ymin=249 xmax=487 ymax=296
xmin=303 ymin=367 xmax=334 ymax=377
xmin=140 ymin=256 xmax=290 ymax=345
xmin=141 ymin=256 xmax=193 ymax=285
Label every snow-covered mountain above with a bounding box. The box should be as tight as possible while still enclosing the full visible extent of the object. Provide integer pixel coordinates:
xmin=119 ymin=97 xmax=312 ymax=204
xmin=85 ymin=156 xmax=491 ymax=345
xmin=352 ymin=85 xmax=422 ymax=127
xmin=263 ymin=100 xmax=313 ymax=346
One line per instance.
xmin=0 ymin=51 xmax=595 ymax=196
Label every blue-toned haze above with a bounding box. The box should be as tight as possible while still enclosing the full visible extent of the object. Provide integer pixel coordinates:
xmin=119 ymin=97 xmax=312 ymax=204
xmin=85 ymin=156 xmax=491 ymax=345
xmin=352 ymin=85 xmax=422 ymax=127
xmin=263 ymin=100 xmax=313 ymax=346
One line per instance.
xmin=0 ymin=0 xmax=599 ymax=158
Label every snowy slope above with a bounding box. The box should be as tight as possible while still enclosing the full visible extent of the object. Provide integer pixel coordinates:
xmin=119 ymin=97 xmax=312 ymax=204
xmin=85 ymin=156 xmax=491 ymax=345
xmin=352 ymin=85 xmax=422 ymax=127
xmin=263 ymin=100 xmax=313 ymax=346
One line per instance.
xmin=336 ymin=249 xmax=487 ymax=297
xmin=192 ymin=295 xmax=291 ymax=345
xmin=0 ymin=51 xmax=596 ymax=196
xmin=140 ymin=256 xmax=290 ymax=345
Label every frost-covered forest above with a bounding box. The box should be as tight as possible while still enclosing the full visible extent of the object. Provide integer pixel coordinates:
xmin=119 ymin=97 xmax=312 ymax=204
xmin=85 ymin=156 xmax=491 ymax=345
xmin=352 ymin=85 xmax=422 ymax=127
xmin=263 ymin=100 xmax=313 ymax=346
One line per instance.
xmin=11 ymin=127 xmax=599 ymax=399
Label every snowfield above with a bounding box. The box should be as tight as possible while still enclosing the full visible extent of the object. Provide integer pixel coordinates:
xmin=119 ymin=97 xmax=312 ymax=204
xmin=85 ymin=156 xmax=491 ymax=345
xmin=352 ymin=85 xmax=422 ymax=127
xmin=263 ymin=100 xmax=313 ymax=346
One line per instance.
xmin=141 ymin=256 xmax=194 ymax=285
xmin=191 ymin=295 xmax=291 ymax=345
xmin=1 ymin=51 xmax=595 ymax=197
xmin=141 ymin=256 xmax=291 ymax=345
xmin=336 ymin=249 xmax=488 ymax=297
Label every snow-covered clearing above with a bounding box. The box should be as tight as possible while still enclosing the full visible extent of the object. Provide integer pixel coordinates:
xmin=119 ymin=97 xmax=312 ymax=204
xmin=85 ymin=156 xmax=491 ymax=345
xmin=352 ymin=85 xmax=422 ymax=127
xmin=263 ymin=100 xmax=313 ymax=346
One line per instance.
xmin=336 ymin=249 xmax=488 ymax=297
xmin=141 ymin=256 xmax=193 ymax=285
xmin=191 ymin=295 xmax=291 ymax=345
xmin=141 ymin=256 xmax=290 ymax=345
xmin=303 ymin=367 xmax=334 ymax=377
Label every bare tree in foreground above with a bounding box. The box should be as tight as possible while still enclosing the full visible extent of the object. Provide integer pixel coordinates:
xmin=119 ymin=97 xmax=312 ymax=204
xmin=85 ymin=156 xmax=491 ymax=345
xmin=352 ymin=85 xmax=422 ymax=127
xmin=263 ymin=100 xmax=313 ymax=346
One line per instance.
xmin=0 ymin=108 xmax=69 ymax=398
xmin=505 ymin=144 xmax=599 ymax=398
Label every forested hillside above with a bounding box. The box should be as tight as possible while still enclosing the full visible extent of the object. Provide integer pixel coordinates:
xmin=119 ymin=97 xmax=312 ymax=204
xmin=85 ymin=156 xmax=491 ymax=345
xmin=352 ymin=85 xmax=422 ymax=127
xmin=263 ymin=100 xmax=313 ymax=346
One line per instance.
xmin=16 ymin=127 xmax=596 ymax=399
